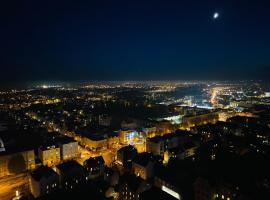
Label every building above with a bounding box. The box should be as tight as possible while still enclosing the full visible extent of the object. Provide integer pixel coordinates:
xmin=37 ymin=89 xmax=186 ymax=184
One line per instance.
xmin=121 ymin=119 xmax=138 ymax=130
xmin=38 ymin=145 xmax=61 ymax=167
xmin=107 ymin=134 xmax=119 ymax=149
xmin=0 ymin=149 xmax=35 ymax=177
xmin=56 ymin=160 xmax=87 ymax=190
xmin=82 ymin=135 xmax=108 ymax=151
xmin=156 ymin=121 xmax=174 ymax=135
xmin=119 ymin=130 xmax=139 ymax=145
xmin=30 ymin=166 xmax=59 ymax=198
xmin=104 ymin=167 xmax=119 ymax=186
xmin=116 ymin=145 xmax=138 ymax=170
xmin=140 ymin=186 xmax=180 ymax=200
xmin=147 ymin=136 xmax=167 ymax=156
xmin=163 ymin=141 xmax=198 ymax=163
xmin=182 ymin=112 xmax=219 ymax=128
xmin=56 ymin=137 xmax=79 ymax=161
xmin=193 ymin=124 xmax=217 ymax=142
xmin=142 ymin=126 xmax=157 ymax=138
xmin=84 ymin=156 xmax=105 ymax=179
xmin=119 ymin=174 xmax=151 ymax=200
xmin=178 ymin=141 xmax=198 ymax=159
xmin=132 ymin=152 xmax=155 ymax=180
xmin=194 ymin=177 xmax=239 ymax=200
xmin=194 ymin=120 xmax=247 ymax=140
xmin=146 ymin=131 xmax=190 ymax=156
xmin=154 ymin=165 xmax=187 ymax=200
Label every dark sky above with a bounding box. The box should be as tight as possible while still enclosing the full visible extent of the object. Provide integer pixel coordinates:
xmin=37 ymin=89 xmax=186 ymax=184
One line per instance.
xmin=1 ymin=0 xmax=270 ymax=84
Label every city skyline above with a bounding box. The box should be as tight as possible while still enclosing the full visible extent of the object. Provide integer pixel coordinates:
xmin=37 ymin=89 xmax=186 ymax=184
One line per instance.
xmin=1 ymin=1 xmax=270 ymax=199
xmin=1 ymin=81 xmax=270 ymax=200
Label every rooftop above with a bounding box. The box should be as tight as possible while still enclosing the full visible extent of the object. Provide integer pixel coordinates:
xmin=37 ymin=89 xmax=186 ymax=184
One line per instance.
xmin=132 ymin=152 xmax=154 ymax=167
xmin=84 ymin=156 xmax=105 ymax=167
xmin=56 ymin=160 xmax=84 ymax=173
xmin=31 ymin=165 xmax=58 ymax=181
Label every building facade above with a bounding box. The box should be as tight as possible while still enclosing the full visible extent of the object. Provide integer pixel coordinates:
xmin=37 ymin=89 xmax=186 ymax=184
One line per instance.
xmin=57 ymin=138 xmax=79 ymax=161
xmin=38 ymin=145 xmax=61 ymax=167
xmin=0 ymin=149 xmax=35 ymax=177
xmin=30 ymin=166 xmax=59 ymax=198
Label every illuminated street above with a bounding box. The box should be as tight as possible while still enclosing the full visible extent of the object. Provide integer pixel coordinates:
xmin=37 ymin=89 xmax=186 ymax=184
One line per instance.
xmin=0 ymin=173 xmax=29 ymax=200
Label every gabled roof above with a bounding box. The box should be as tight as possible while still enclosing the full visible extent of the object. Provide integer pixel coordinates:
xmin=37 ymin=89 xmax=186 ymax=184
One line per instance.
xmin=56 ymin=160 xmax=84 ymax=173
xmin=31 ymin=165 xmax=58 ymax=181
xmin=133 ymin=152 xmax=154 ymax=167
xmin=118 ymin=145 xmax=137 ymax=154
xmin=84 ymin=156 xmax=105 ymax=167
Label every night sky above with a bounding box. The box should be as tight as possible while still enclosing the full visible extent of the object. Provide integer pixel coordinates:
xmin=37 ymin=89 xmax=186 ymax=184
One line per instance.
xmin=1 ymin=0 xmax=270 ymax=84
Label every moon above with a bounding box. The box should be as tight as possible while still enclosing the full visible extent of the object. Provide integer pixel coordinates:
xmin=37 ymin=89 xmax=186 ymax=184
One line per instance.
xmin=213 ymin=12 xmax=219 ymax=19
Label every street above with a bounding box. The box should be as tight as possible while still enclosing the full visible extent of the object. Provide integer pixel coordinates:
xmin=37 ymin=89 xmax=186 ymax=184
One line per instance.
xmin=0 ymin=173 xmax=30 ymax=200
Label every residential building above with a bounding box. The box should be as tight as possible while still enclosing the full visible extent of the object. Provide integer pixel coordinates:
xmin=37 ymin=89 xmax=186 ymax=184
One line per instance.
xmin=116 ymin=145 xmax=137 ymax=170
xmin=132 ymin=152 xmax=155 ymax=180
xmin=0 ymin=149 xmax=35 ymax=177
xmin=56 ymin=137 xmax=79 ymax=161
xmin=56 ymin=160 xmax=87 ymax=190
xmin=38 ymin=145 xmax=61 ymax=167
xmin=30 ymin=166 xmax=59 ymax=198
xmin=84 ymin=156 xmax=105 ymax=179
